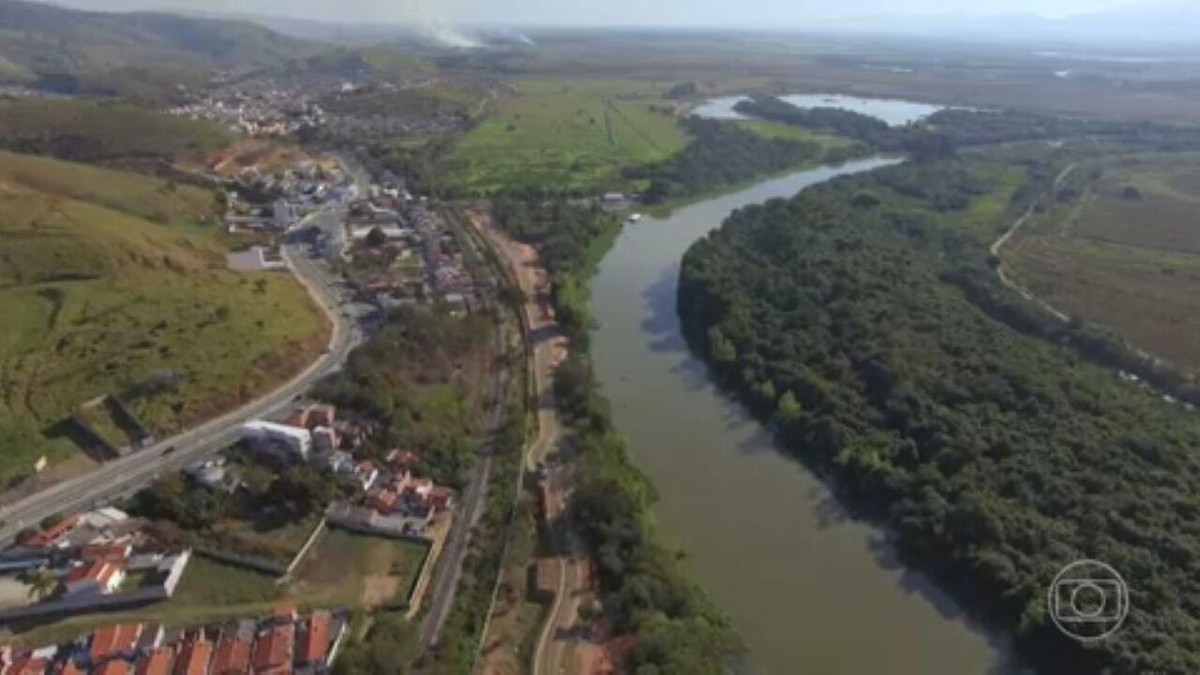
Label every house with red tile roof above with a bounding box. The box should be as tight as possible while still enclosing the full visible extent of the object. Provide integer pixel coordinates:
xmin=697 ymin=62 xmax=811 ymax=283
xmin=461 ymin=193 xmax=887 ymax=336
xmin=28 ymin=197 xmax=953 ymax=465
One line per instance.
xmin=252 ymin=623 xmax=294 ymax=675
xmin=90 ymin=624 xmax=143 ymax=663
xmin=94 ymin=660 xmax=130 ymax=675
xmin=80 ymin=543 xmax=133 ymax=563
xmin=24 ymin=516 xmax=80 ymax=549
xmin=210 ymin=634 xmax=251 ymax=675
xmin=368 ymin=488 xmax=399 ymax=514
xmin=172 ymin=637 xmax=212 ymax=675
xmin=296 ymin=611 xmax=330 ymax=667
xmin=64 ymin=559 xmax=126 ymax=597
xmin=135 ymin=647 xmax=174 ymax=675
xmin=1 ymin=657 xmax=47 ymax=675
xmin=385 ymin=450 xmax=420 ymax=470
xmin=429 ymin=486 xmax=454 ymax=512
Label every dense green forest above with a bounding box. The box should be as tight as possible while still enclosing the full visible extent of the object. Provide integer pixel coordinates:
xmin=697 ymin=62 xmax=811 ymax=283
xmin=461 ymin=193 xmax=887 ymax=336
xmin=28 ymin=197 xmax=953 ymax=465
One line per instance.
xmin=677 ymin=150 xmax=1200 ymax=673
xmin=623 ymin=117 xmax=867 ymax=201
xmin=492 ymin=200 xmax=744 ymax=672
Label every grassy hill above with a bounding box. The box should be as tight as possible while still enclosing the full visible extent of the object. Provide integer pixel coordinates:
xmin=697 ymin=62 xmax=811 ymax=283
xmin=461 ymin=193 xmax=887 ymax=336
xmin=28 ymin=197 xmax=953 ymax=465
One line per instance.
xmin=0 ymin=98 xmax=232 ymax=163
xmin=0 ymin=151 xmax=327 ymax=487
xmin=0 ymin=0 xmax=321 ymax=87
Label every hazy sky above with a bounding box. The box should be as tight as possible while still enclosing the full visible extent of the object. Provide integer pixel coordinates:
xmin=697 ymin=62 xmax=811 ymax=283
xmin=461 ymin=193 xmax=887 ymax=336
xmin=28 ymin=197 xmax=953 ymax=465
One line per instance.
xmin=45 ymin=0 xmax=1143 ymax=26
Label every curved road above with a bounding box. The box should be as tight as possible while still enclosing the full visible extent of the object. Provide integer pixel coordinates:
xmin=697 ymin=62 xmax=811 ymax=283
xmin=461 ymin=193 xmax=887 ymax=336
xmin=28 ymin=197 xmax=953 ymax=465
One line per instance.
xmin=0 ymin=215 xmax=360 ymax=545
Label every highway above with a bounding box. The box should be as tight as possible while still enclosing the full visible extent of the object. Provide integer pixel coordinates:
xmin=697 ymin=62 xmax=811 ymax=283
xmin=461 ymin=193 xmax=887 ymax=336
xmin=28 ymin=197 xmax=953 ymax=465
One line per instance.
xmin=0 ymin=206 xmax=362 ymax=546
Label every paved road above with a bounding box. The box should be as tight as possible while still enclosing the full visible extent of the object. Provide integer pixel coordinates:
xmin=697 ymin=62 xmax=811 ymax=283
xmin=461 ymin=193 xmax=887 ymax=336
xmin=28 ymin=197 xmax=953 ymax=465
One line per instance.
xmin=0 ymin=210 xmax=361 ymax=546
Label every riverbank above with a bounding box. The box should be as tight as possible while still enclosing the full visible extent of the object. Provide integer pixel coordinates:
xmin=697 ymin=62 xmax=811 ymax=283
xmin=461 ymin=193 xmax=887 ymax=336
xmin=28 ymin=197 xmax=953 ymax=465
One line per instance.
xmin=590 ymin=158 xmax=1017 ymax=673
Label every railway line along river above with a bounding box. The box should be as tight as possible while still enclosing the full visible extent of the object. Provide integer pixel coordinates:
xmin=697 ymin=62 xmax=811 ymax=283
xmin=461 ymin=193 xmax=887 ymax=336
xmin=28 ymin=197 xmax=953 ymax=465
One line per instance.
xmin=589 ymin=157 xmax=1020 ymax=674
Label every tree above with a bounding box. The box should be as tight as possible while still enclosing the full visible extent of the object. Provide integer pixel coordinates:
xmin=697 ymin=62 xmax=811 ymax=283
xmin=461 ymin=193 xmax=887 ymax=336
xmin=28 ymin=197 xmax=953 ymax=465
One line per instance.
xmin=775 ymin=391 xmax=802 ymax=425
xmin=22 ymin=568 xmax=57 ymax=601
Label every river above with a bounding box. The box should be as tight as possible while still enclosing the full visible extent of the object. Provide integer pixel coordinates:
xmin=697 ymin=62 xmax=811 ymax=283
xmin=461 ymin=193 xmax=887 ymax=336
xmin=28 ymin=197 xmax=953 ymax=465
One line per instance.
xmin=589 ymin=158 xmax=1019 ymax=674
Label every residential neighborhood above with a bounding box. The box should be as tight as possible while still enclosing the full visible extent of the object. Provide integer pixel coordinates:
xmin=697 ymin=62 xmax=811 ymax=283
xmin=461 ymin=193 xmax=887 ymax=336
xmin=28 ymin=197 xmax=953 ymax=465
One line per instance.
xmin=0 ymin=606 xmax=346 ymax=675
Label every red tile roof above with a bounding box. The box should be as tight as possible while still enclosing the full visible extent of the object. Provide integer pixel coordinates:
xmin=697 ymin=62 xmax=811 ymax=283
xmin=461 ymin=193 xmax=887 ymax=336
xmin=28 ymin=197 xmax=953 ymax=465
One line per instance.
xmin=94 ymin=661 xmax=130 ymax=675
xmin=210 ymin=636 xmax=251 ymax=675
xmin=135 ymin=647 xmax=174 ymax=675
xmin=25 ymin=515 xmax=80 ymax=548
xmin=2 ymin=657 xmax=48 ymax=675
xmin=80 ymin=543 xmax=131 ymax=563
xmin=172 ymin=639 xmax=212 ymax=675
xmin=67 ymin=560 xmax=124 ymax=588
xmin=252 ymin=624 xmax=294 ymax=673
xmin=370 ymin=489 xmax=398 ymax=513
xmin=386 ymin=450 xmax=420 ymax=468
xmin=90 ymin=624 xmax=143 ymax=662
xmin=297 ymin=612 xmax=330 ymax=665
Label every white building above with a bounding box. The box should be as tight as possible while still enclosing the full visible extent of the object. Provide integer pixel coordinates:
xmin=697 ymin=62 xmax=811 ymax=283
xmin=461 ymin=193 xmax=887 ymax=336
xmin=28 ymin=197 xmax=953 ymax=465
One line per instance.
xmin=241 ymin=421 xmax=312 ymax=462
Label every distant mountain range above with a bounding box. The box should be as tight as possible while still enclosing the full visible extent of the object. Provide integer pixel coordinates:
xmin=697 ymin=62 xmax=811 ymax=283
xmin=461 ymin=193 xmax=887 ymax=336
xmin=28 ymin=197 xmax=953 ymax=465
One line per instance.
xmin=823 ymin=1 xmax=1200 ymax=49
xmin=0 ymin=0 xmax=322 ymax=85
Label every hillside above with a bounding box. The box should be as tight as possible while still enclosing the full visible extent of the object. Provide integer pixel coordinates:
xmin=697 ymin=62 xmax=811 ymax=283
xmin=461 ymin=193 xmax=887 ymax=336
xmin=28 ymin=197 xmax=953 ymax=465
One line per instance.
xmin=0 ymin=151 xmax=327 ymax=487
xmin=0 ymin=98 xmax=232 ymax=163
xmin=0 ymin=0 xmax=322 ymax=87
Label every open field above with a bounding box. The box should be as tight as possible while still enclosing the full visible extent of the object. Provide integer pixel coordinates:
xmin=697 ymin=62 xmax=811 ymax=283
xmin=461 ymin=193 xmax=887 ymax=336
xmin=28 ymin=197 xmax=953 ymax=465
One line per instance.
xmin=0 ymin=151 xmax=327 ymax=485
xmin=291 ymin=529 xmax=429 ymax=609
xmin=447 ymin=78 xmax=688 ymax=194
xmin=1006 ymin=152 xmax=1200 ymax=374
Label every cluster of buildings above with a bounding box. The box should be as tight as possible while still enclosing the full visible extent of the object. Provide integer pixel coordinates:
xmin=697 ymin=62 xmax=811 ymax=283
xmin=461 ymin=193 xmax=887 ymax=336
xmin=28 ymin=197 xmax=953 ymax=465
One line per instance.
xmin=328 ymin=451 xmax=454 ymax=540
xmin=1 ymin=606 xmax=346 ymax=675
xmin=168 ymin=74 xmax=468 ymax=145
xmin=169 ymin=86 xmax=328 ymax=138
xmin=0 ymin=509 xmax=191 ymax=623
xmin=342 ymin=195 xmax=483 ymax=317
xmin=223 ymin=160 xmax=353 ymax=235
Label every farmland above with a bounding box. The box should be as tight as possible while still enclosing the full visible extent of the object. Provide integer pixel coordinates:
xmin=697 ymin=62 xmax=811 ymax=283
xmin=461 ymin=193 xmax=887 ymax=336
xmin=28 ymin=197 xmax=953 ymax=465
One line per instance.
xmin=1004 ymin=152 xmax=1200 ymax=374
xmin=446 ymin=78 xmax=688 ymax=195
xmin=0 ymin=151 xmax=327 ymax=486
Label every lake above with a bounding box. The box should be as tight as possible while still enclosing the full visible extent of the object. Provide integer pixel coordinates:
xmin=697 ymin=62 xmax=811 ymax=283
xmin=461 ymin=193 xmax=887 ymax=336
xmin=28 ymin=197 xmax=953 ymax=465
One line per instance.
xmin=692 ymin=93 xmax=945 ymax=126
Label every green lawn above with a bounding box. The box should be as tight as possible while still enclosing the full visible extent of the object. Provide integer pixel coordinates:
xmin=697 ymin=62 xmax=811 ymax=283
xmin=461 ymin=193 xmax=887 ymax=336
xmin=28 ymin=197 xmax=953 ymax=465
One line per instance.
xmin=292 ymin=529 xmax=429 ymax=609
xmin=0 ymin=151 xmax=327 ymax=485
xmin=448 ymin=78 xmax=688 ymax=195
